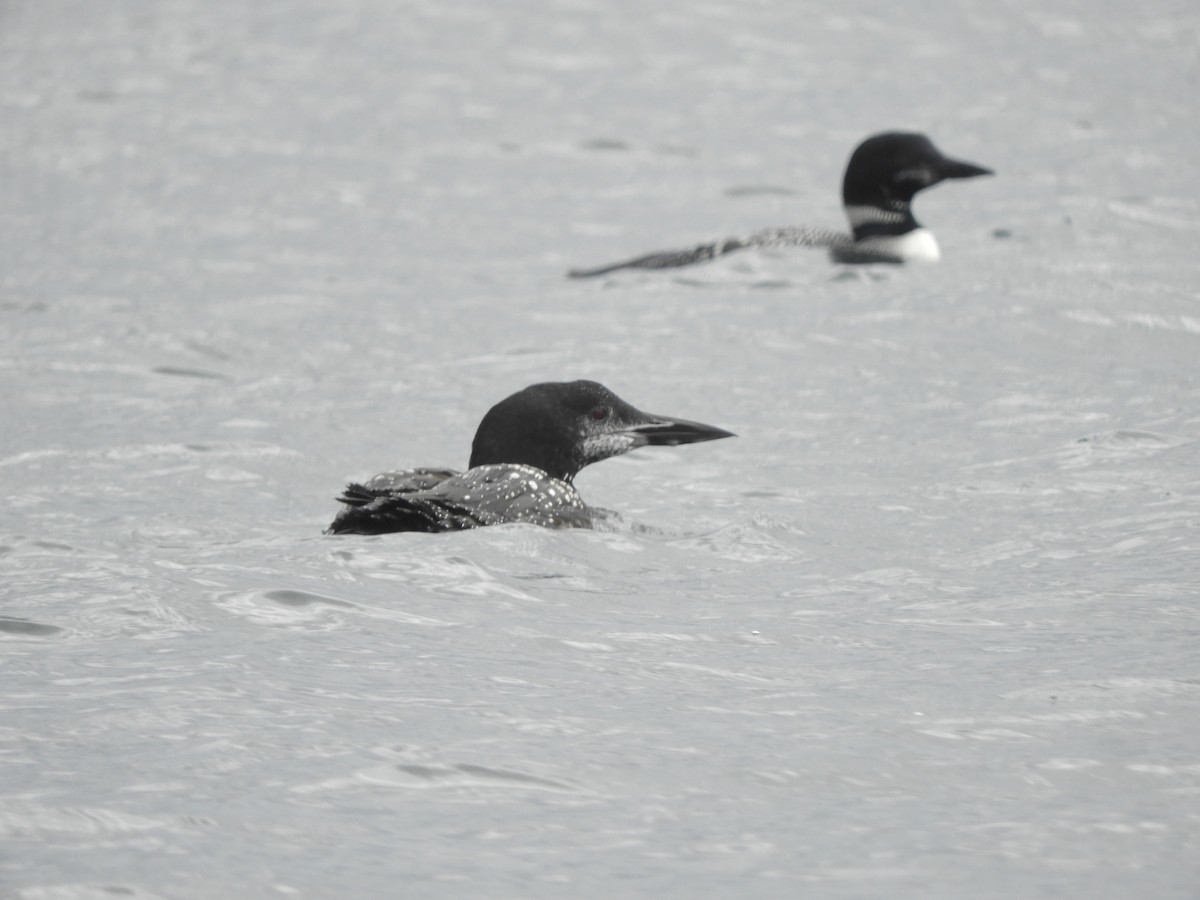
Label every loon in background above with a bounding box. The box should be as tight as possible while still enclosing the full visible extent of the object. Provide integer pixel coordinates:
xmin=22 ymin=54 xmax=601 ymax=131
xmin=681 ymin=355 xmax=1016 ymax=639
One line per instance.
xmin=325 ymin=380 xmax=735 ymax=534
xmin=567 ymin=131 xmax=993 ymax=277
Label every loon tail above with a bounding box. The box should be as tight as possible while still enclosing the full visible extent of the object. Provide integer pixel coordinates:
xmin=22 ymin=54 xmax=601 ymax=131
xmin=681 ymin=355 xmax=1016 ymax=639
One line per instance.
xmin=567 ymin=226 xmax=851 ymax=278
xmin=333 ymin=482 xmax=384 ymax=508
xmin=327 ymin=472 xmax=468 ymax=534
xmin=325 ymin=495 xmax=459 ymax=534
xmin=326 ymin=485 xmax=474 ymax=534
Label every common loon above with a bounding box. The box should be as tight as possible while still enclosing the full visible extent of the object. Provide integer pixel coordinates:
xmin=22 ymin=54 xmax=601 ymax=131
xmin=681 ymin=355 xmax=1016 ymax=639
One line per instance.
xmin=325 ymin=380 xmax=735 ymax=534
xmin=567 ymin=131 xmax=993 ymax=277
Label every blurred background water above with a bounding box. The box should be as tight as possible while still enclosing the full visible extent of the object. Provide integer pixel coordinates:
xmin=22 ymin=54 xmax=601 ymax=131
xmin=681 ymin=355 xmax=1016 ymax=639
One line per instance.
xmin=2 ymin=0 xmax=1198 ymax=897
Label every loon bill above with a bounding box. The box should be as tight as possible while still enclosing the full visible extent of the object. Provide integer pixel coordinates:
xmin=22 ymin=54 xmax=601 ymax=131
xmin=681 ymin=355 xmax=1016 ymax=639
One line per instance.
xmin=568 ymin=131 xmax=993 ymax=276
xmin=325 ymin=380 xmax=735 ymax=535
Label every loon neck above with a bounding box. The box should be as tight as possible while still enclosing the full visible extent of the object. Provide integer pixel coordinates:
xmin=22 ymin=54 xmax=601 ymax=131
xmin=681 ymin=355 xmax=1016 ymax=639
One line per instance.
xmin=844 ymin=203 xmax=921 ymax=241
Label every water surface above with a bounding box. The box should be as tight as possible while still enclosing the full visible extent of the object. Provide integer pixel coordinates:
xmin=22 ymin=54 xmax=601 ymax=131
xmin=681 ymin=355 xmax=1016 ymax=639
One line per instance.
xmin=2 ymin=0 xmax=1198 ymax=897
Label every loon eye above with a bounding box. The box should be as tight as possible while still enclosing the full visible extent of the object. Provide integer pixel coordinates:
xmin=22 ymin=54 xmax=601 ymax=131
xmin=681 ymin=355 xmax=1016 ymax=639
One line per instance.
xmin=590 ymin=406 xmax=609 ymax=421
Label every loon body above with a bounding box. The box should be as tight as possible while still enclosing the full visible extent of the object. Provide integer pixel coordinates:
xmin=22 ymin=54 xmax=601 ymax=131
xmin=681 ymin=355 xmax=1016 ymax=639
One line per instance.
xmin=325 ymin=380 xmax=734 ymax=535
xmin=568 ymin=131 xmax=992 ymax=277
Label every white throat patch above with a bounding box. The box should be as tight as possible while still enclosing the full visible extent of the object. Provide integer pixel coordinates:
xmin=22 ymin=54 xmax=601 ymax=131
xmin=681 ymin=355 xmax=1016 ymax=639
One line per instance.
xmin=856 ymin=228 xmax=941 ymax=262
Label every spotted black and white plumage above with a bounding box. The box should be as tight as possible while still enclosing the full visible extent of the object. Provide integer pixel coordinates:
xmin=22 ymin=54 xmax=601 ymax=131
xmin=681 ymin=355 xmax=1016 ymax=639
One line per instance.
xmin=328 ymin=464 xmax=591 ymax=533
xmin=325 ymin=380 xmax=735 ymax=535
xmin=567 ymin=131 xmax=992 ymax=276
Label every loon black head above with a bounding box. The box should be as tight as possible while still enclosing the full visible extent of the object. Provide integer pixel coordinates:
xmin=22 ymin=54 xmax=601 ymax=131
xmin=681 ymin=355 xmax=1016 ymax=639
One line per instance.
xmin=842 ymin=132 xmax=992 ymax=241
xmin=468 ymin=380 xmax=734 ymax=483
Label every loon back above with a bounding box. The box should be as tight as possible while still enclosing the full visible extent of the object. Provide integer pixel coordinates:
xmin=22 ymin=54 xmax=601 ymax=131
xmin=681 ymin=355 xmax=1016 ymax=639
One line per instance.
xmin=325 ymin=464 xmax=592 ymax=534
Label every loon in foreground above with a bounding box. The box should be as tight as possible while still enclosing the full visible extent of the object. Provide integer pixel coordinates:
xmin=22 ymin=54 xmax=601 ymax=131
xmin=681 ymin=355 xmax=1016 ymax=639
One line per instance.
xmin=325 ymin=380 xmax=735 ymax=534
xmin=567 ymin=131 xmax=993 ymax=277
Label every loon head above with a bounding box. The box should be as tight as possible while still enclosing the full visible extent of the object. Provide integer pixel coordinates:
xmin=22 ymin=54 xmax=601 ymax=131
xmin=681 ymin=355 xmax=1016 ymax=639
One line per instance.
xmin=468 ymin=380 xmax=735 ymax=483
xmin=841 ymin=132 xmax=992 ymax=240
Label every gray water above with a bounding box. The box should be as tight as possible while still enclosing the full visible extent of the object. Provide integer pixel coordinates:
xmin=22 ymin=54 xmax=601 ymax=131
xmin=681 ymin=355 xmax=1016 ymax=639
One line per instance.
xmin=3 ymin=0 xmax=1199 ymax=897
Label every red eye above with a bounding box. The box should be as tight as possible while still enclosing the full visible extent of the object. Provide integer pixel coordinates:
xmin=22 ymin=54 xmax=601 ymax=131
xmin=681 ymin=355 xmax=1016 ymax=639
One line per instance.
xmin=590 ymin=406 xmax=609 ymax=421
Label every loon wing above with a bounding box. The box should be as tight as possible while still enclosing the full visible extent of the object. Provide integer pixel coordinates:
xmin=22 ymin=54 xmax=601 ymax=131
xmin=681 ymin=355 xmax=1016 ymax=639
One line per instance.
xmin=330 ymin=467 xmax=459 ymax=510
xmin=358 ymin=467 xmax=459 ymax=494
xmin=567 ymin=225 xmax=851 ymax=278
